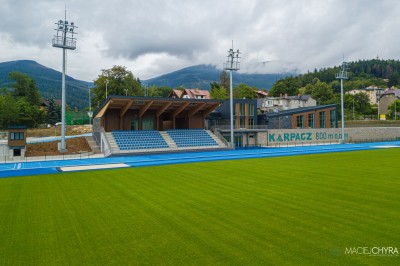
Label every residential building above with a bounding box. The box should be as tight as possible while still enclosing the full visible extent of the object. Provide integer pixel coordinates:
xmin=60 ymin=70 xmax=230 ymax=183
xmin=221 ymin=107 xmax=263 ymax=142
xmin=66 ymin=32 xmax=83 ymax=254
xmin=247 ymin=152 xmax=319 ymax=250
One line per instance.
xmin=260 ymin=94 xmax=316 ymax=113
xmin=346 ymin=86 xmax=384 ymax=104
xmin=168 ymin=88 xmax=211 ymax=99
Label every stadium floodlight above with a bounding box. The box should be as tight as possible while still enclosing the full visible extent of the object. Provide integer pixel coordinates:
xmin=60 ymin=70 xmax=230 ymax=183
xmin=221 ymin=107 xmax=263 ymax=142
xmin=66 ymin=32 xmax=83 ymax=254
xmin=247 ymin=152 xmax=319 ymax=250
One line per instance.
xmin=52 ymin=10 xmax=78 ymax=152
xmin=335 ymin=60 xmax=349 ymax=143
xmin=223 ymin=41 xmax=240 ymax=148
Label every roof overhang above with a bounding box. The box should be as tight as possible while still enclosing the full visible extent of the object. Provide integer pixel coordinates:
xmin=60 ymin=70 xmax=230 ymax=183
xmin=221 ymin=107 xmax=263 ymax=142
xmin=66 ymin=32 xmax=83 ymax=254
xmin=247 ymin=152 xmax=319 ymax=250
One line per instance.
xmin=93 ymin=96 xmax=222 ymax=118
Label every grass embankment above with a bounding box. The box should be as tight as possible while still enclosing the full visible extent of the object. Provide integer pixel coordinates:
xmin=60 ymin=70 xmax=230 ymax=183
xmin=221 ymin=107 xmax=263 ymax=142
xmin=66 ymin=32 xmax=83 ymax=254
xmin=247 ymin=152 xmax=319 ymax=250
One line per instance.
xmin=0 ymin=149 xmax=399 ymax=265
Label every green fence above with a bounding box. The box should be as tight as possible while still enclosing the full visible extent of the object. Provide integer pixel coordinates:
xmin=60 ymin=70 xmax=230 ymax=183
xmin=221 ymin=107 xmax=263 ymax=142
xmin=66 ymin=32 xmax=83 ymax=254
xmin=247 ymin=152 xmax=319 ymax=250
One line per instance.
xmin=66 ymin=111 xmax=91 ymax=125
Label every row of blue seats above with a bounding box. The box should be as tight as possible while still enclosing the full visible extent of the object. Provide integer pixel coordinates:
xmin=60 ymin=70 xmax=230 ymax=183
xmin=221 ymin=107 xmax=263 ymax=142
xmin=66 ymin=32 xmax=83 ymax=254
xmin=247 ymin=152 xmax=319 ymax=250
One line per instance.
xmin=119 ymin=144 xmax=168 ymax=150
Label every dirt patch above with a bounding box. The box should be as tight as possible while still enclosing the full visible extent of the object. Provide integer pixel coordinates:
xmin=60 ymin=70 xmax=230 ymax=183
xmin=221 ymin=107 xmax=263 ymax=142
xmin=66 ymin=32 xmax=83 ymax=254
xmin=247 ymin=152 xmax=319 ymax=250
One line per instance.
xmin=26 ymin=137 xmax=92 ymax=157
xmin=28 ymin=125 xmax=92 ymax=138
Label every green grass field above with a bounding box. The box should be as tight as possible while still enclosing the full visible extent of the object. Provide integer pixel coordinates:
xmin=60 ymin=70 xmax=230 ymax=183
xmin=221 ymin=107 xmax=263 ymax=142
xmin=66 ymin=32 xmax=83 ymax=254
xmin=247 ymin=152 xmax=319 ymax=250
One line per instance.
xmin=0 ymin=149 xmax=399 ymax=265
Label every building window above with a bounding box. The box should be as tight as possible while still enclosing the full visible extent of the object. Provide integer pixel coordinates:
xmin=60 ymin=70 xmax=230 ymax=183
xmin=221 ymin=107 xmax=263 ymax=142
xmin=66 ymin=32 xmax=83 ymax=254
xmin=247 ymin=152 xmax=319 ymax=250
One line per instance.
xmin=296 ymin=115 xmax=304 ymax=128
xmin=249 ymin=118 xmax=254 ymax=128
xmin=308 ymin=113 xmax=315 ymax=128
xmin=10 ymin=132 xmax=24 ymax=140
xmin=240 ymin=117 xmax=246 ymax=128
xmin=330 ymin=110 xmax=336 ymax=128
xmin=240 ymin=104 xmax=246 ymax=116
xmin=319 ymin=111 xmax=326 ymax=128
xmin=249 ymin=104 xmax=254 ymax=116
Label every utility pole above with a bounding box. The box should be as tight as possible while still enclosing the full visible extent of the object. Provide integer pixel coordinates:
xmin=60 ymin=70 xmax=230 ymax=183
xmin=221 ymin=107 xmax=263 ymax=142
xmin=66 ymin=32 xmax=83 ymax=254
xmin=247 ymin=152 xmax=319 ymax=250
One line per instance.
xmin=52 ymin=11 xmax=77 ymax=152
xmin=223 ymin=41 xmax=241 ymax=148
xmin=105 ymin=79 xmax=109 ymax=99
xmin=87 ymin=87 xmax=93 ymax=124
xmin=335 ymin=60 xmax=348 ymax=143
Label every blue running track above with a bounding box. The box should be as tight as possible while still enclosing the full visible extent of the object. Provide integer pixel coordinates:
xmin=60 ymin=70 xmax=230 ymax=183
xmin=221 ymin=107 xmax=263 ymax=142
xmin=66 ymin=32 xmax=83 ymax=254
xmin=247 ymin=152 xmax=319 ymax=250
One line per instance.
xmin=1 ymin=141 xmax=399 ymax=178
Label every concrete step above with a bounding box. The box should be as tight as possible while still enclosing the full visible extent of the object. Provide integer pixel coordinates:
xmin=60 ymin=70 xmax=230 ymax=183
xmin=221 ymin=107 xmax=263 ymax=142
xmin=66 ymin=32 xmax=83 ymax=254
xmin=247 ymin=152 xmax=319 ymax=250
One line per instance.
xmin=160 ymin=131 xmax=178 ymax=149
xmin=206 ymin=130 xmax=228 ymax=147
xmin=85 ymin=136 xmax=101 ymax=154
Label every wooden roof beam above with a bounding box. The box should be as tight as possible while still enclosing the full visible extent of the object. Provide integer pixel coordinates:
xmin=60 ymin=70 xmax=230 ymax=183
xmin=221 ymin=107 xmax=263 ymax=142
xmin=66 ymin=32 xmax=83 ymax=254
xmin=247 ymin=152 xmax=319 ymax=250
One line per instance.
xmin=188 ymin=102 xmax=206 ymax=117
xmin=94 ymin=100 xmax=112 ymax=118
xmin=157 ymin=101 xmax=172 ymax=117
xmin=120 ymin=99 xmax=135 ymax=117
xmin=173 ymin=102 xmax=190 ymax=117
xmin=139 ymin=100 xmax=153 ymax=117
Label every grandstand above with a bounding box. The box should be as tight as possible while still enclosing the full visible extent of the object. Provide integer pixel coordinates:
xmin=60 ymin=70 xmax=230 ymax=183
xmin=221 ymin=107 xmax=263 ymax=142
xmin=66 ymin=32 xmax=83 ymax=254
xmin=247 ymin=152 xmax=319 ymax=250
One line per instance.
xmin=92 ymin=96 xmax=229 ymax=155
xmin=106 ymin=129 xmax=226 ymax=154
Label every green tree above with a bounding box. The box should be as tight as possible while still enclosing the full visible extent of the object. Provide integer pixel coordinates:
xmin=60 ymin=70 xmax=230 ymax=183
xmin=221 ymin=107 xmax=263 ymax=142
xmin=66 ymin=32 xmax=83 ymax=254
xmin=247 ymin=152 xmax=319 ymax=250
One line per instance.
xmin=210 ymin=82 xmax=227 ymax=100
xmin=0 ymin=94 xmax=18 ymax=129
xmin=219 ymin=70 xmax=230 ymax=90
xmin=233 ymin=84 xmax=257 ymax=99
xmin=146 ymin=86 xmax=172 ymax=98
xmin=353 ymin=92 xmax=372 ymax=114
xmin=388 ymin=99 xmax=400 ymax=119
xmin=268 ymin=76 xmax=301 ymax=97
xmin=9 ymin=71 xmax=41 ymax=106
xmin=15 ymin=98 xmax=45 ymax=128
xmin=92 ymin=66 xmax=143 ymax=107
xmin=303 ymin=79 xmax=334 ymax=104
xmin=46 ymin=97 xmax=61 ymax=125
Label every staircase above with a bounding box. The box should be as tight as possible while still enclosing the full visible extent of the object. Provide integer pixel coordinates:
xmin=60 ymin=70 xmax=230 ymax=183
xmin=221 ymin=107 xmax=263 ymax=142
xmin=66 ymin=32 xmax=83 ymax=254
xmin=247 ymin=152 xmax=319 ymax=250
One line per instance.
xmin=106 ymin=132 xmax=120 ymax=151
xmin=206 ymin=130 xmax=228 ymax=148
xmin=160 ymin=131 xmax=178 ymax=149
xmin=85 ymin=135 xmax=101 ymax=154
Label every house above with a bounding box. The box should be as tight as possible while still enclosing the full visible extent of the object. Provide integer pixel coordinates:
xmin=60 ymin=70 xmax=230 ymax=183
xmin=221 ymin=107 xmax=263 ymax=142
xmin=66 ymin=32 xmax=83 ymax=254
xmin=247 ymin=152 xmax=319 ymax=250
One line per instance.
xmin=255 ymin=90 xmax=268 ymax=98
xmin=378 ymin=89 xmax=400 ymax=116
xmin=259 ymin=94 xmax=317 ymax=113
xmin=40 ymin=98 xmax=62 ymax=111
xmin=168 ymin=88 xmax=211 ymax=99
xmin=346 ymin=86 xmax=384 ymax=104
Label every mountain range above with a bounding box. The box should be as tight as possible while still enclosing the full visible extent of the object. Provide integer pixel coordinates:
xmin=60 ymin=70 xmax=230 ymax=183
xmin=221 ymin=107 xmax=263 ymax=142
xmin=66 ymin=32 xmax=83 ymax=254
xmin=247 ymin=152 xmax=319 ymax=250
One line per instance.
xmin=0 ymin=60 xmax=289 ymax=108
xmin=143 ymin=64 xmax=289 ymax=90
xmin=0 ymin=60 xmax=92 ymax=109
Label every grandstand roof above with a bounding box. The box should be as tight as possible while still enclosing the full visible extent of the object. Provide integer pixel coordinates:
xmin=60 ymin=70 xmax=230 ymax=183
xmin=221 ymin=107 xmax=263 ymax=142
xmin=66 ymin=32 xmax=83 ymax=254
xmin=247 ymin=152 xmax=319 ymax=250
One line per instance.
xmin=93 ymin=95 xmax=222 ymax=118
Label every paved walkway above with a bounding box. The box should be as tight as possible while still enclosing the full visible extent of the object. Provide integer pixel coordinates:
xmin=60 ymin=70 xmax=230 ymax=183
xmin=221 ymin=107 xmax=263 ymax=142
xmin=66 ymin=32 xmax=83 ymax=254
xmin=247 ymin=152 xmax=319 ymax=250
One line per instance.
xmin=1 ymin=141 xmax=399 ymax=178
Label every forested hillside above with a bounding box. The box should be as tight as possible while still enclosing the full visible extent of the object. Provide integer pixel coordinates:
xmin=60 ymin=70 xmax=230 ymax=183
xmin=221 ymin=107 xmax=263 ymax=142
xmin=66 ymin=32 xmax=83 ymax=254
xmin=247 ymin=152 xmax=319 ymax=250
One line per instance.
xmin=0 ymin=60 xmax=91 ymax=109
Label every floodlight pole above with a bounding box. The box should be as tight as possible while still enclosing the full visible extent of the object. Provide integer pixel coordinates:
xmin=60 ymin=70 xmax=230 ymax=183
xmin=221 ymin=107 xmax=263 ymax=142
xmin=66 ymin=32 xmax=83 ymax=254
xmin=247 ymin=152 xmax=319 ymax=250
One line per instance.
xmin=336 ymin=61 xmax=348 ymax=143
xmin=223 ymin=42 xmax=240 ymax=148
xmin=52 ymin=12 xmax=77 ymax=152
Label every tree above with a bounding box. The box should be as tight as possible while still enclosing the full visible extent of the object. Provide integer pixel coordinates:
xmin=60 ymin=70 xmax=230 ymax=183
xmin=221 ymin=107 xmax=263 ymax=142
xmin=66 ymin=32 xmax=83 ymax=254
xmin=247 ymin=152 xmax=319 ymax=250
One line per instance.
xmin=210 ymin=82 xmax=227 ymax=100
xmin=233 ymin=84 xmax=257 ymax=99
xmin=388 ymin=99 xmax=400 ymax=119
xmin=9 ymin=71 xmax=41 ymax=106
xmin=303 ymin=79 xmax=334 ymax=104
xmin=268 ymin=76 xmax=301 ymax=97
xmin=92 ymin=66 xmax=143 ymax=107
xmin=219 ymin=70 xmax=230 ymax=90
xmin=46 ymin=97 xmax=61 ymax=125
xmin=353 ymin=92 xmax=372 ymax=114
xmin=15 ymin=98 xmax=45 ymax=128
xmin=146 ymin=86 xmax=172 ymax=98
xmin=0 ymin=94 xmax=18 ymax=129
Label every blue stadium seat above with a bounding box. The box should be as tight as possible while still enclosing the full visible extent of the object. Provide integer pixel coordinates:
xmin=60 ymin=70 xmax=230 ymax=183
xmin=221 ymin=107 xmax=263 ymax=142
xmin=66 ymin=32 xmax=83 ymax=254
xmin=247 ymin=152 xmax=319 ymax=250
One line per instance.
xmin=112 ymin=130 xmax=168 ymax=150
xmin=167 ymin=129 xmax=218 ymax=148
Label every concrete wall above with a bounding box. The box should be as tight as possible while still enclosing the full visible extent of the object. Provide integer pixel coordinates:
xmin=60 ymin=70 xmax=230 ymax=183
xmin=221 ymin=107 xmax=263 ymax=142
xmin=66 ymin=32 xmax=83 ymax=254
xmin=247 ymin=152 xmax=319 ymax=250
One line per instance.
xmin=0 ymin=144 xmax=8 ymax=157
xmin=257 ymin=127 xmax=400 ymax=146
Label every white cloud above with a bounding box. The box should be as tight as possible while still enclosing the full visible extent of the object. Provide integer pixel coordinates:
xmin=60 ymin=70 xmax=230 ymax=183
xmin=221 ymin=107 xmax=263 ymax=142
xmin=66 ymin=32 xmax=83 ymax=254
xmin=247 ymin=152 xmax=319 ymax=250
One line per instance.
xmin=0 ymin=0 xmax=399 ymax=81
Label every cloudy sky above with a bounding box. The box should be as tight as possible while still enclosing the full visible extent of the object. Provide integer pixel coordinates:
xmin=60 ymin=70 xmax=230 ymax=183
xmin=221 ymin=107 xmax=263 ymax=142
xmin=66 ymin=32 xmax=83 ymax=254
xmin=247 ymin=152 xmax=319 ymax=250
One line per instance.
xmin=0 ymin=0 xmax=398 ymax=82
